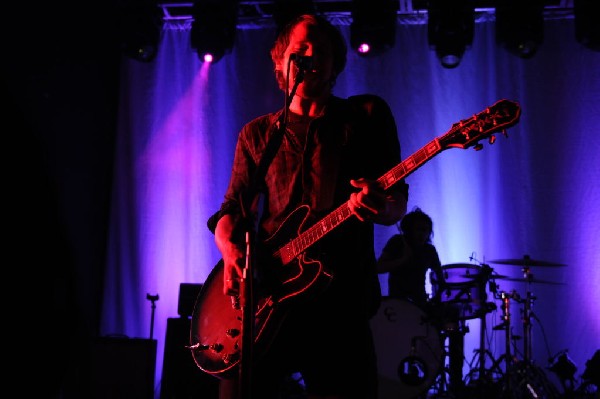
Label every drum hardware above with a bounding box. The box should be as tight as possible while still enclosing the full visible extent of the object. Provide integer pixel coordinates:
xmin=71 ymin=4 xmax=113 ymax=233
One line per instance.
xmin=499 ymin=265 xmax=541 ymax=364
xmin=445 ymin=321 xmax=468 ymax=397
xmin=463 ymin=269 xmax=508 ymax=396
xmin=498 ymin=290 xmax=520 ymax=370
xmin=489 ymin=287 xmax=562 ymax=398
xmin=426 ymin=320 xmax=470 ymax=398
xmin=439 ymin=263 xmax=514 ymax=398
xmin=432 ymin=263 xmax=491 ymax=322
xmin=459 ymin=258 xmax=565 ymax=398
xmin=488 ymin=289 xmax=519 ymax=397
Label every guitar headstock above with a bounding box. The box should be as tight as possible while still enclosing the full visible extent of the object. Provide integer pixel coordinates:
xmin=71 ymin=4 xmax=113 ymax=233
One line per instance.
xmin=440 ymin=99 xmax=521 ymax=150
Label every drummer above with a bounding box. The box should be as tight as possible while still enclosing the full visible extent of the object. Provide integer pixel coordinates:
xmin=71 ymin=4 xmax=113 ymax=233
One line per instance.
xmin=377 ymin=207 xmax=447 ymax=318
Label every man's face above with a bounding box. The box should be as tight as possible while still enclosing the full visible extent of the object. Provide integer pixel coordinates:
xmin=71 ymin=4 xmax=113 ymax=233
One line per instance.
xmin=282 ymin=21 xmax=335 ymax=100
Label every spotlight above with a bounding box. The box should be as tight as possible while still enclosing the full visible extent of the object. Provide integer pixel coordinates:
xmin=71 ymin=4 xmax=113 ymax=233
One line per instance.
xmin=191 ymin=0 xmax=238 ymax=63
xmin=496 ymin=0 xmax=544 ymax=59
xmin=118 ymin=0 xmax=162 ymax=62
xmin=575 ymin=0 xmax=600 ymax=51
xmin=350 ymin=0 xmax=398 ymax=57
xmin=427 ymin=0 xmax=474 ymax=69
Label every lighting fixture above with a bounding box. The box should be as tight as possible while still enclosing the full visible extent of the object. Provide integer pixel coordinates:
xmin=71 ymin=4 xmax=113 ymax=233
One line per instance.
xmin=428 ymin=0 xmax=474 ymax=69
xmin=191 ymin=0 xmax=238 ymax=63
xmin=496 ymin=0 xmax=544 ymax=59
xmin=350 ymin=0 xmax=398 ymax=57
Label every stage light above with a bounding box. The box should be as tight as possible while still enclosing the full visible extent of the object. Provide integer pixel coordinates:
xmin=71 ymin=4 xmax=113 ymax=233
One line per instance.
xmin=350 ymin=0 xmax=398 ymax=57
xmin=574 ymin=0 xmax=600 ymax=51
xmin=496 ymin=0 xmax=544 ymax=59
xmin=202 ymin=53 xmax=215 ymax=63
xmin=273 ymin=0 xmax=315 ymax=35
xmin=118 ymin=0 xmax=162 ymax=62
xmin=191 ymin=0 xmax=238 ymax=63
xmin=427 ymin=0 xmax=474 ymax=69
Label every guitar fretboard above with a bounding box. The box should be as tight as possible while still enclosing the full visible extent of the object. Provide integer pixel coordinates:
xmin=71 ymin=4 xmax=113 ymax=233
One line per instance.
xmin=276 ymin=138 xmax=443 ymax=265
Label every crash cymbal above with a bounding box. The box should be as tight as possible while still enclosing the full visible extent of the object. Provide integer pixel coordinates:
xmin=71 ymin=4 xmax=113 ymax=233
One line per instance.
xmin=493 ymin=276 xmax=565 ymax=285
xmin=488 ymin=255 xmax=566 ymax=267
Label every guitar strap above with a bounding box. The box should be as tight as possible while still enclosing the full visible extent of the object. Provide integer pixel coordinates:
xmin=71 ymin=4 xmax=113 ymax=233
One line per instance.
xmin=205 ymin=115 xmax=286 ymax=234
xmin=241 ymin=114 xmax=286 ymax=214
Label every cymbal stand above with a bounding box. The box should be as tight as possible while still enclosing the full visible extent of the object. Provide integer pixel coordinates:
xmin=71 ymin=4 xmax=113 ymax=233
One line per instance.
xmin=465 ymin=266 xmax=498 ymax=383
xmin=466 ymin=273 xmax=504 ymax=391
xmin=499 ymin=290 xmax=519 ymax=371
xmin=487 ymin=288 xmax=520 ymax=398
xmin=520 ymin=266 xmax=537 ymax=364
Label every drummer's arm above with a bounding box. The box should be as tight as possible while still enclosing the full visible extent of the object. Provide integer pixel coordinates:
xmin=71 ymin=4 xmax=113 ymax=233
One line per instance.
xmin=430 ymin=251 xmax=446 ymax=301
xmin=377 ymin=251 xmax=403 ymax=273
xmin=377 ymin=236 xmax=412 ymax=273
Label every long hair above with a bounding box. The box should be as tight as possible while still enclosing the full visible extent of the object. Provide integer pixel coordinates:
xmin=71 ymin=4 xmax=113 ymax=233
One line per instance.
xmin=399 ymin=207 xmax=434 ymax=243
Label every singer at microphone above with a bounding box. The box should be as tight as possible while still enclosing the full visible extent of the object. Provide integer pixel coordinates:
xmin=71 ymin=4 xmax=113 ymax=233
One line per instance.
xmin=209 ymin=14 xmax=409 ymax=399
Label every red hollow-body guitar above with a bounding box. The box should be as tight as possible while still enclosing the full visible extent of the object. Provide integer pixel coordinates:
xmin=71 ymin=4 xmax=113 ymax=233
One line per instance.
xmin=189 ymin=99 xmax=522 ymax=377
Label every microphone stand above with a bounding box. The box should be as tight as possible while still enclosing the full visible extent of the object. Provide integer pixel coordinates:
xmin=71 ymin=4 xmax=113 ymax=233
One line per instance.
xmin=239 ymin=211 xmax=255 ymax=399
xmin=237 ymin=64 xmax=306 ymax=399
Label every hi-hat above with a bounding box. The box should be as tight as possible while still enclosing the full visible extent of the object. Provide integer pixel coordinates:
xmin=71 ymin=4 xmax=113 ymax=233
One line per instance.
xmin=488 ymin=255 xmax=566 ymax=267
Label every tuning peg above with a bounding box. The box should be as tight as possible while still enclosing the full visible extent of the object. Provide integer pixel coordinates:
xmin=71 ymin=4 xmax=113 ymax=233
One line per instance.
xmin=501 ymin=129 xmax=508 ymax=138
xmin=473 ymin=143 xmax=483 ymax=151
xmin=489 ymin=135 xmax=496 ymax=145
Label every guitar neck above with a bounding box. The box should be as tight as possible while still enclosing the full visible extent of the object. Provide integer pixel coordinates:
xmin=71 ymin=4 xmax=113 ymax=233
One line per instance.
xmin=276 ymin=137 xmax=443 ymax=265
xmin=377 ymin=137 xmax=442 ymax=190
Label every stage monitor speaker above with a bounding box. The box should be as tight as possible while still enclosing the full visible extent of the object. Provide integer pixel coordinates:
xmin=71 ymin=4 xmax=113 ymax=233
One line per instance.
xmin=160 ymin=317 xmax=219 ymax=399
xmin=90 ymin=337 xmax=157 ymax=399
xmin=178 ymin=283 xmax=202 ymax=318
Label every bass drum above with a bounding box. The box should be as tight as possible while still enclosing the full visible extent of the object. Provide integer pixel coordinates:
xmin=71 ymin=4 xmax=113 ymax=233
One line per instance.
xmin=371 ymin=297 xmax=443 ymax=399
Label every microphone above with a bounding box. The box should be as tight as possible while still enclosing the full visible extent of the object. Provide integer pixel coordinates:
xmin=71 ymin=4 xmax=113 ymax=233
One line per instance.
xmin=290 ymin=53 xmax=313 ymax=71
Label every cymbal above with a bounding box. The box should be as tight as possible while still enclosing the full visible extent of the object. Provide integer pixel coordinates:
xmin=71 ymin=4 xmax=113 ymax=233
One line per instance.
xmin=487 ymin=255 xmax=566 ymax=267
xmin=494 ymin=276 xmax=565 ymax=285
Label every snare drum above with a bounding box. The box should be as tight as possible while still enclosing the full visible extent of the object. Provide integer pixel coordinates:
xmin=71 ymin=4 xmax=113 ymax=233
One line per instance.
xmin=370 ymin=297 xmax=443 ymax=399
xmin=431 ymin=263 xmax=488 ymax=321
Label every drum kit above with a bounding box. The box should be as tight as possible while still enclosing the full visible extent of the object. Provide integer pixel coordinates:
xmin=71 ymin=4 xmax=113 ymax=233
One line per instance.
xmin=371 ymin=254 xmax=566 ymax=399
